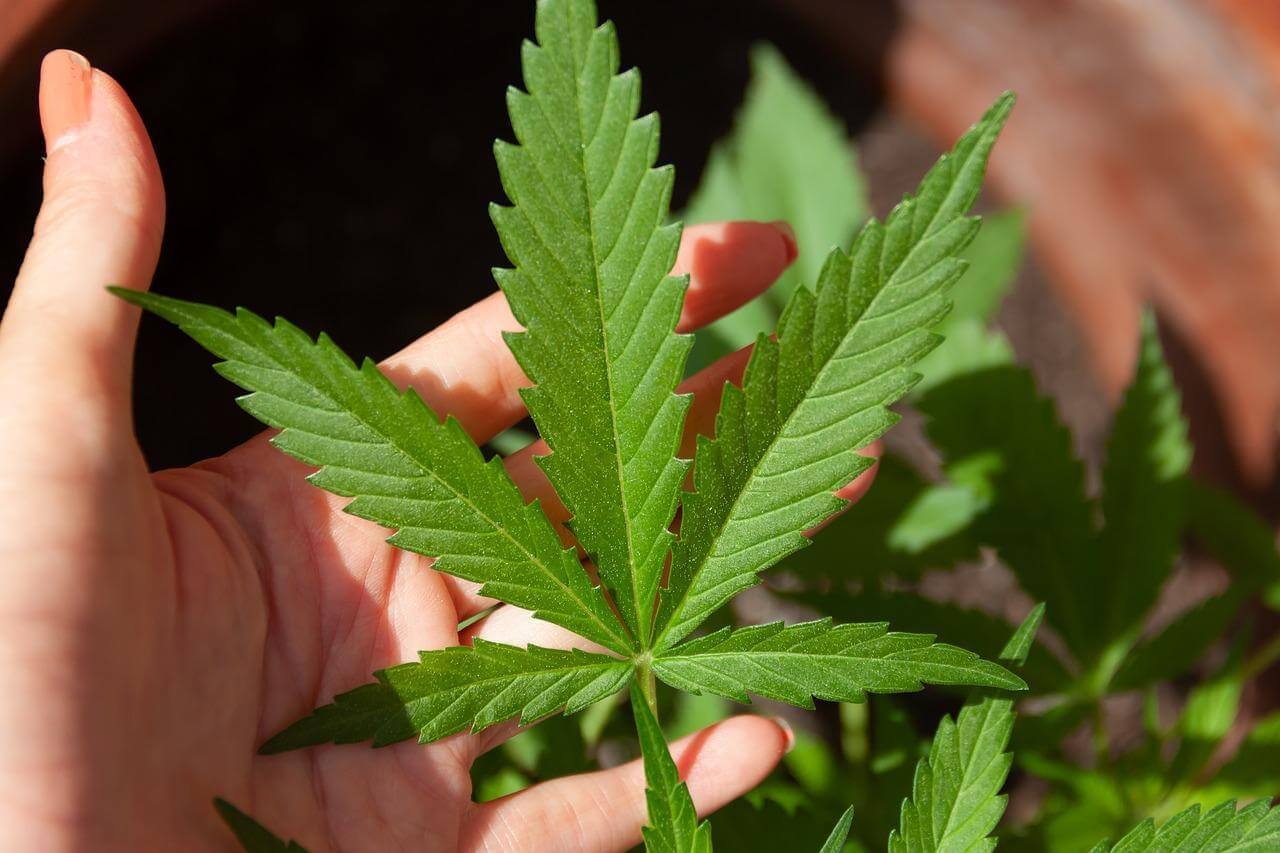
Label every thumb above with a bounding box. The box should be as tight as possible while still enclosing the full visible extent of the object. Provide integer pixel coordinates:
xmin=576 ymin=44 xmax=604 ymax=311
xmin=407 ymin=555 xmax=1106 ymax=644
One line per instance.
xmin=0 ymin=50 xmax=165 ymax=424
xmin=465 ymin=714 xmax=791 ymax=852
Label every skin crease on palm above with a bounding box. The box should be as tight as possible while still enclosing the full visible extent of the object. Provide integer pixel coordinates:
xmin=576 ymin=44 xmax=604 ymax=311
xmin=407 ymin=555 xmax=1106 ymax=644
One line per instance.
xmin=0 ymin=51 xmax=880 ymax=851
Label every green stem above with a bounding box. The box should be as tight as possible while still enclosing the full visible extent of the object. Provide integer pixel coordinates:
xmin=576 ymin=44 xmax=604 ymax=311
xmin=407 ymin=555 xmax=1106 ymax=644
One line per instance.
xmin=637 ymin=656 xmax=659 ymax=722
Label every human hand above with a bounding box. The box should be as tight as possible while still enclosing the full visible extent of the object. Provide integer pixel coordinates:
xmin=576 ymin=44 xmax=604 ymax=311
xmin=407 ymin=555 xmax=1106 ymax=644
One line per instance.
xmin=0 ymin=51 xmax=876 ymax=850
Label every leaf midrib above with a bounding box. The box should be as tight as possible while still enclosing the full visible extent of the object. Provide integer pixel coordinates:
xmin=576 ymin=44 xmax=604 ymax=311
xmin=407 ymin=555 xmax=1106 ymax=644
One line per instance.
xmin=659 ymin=648 xmax=985 ymax=670
xmin=554 ymin=25 xmax=651 ymax=647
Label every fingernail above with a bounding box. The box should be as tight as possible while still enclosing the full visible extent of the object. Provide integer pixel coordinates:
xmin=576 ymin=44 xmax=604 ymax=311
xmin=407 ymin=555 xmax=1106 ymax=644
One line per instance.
xmin=39 ymin=50 xmax=92 ymax=154
xmin=769 ymin=716 xmax=796 ymax=753
xmin=770 ymin=220 xmax=798 ymax=265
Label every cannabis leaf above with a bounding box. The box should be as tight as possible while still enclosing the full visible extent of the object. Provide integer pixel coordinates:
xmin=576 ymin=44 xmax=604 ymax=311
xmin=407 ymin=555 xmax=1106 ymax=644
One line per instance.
xmin=787 ymin=588 xmax=1071 ymax=694
xmin=654 ymin=92 xmax=1016 ymax=651
xmin=652 ymin=619 xmax=1025 ymax=706
xmin=490 ymin=0 xmax=691 ymax=645
xmin=215 ymin=799 xmax=308 ymax=852
xmin=919 ymin=317 xmax=1191 ymax=674
xmin=888 ymin=604 xmax=1043 ymax=853
xmin=1089 ymin=798 xmax=1280 ymax=853
xmin=1115 ymin=480 xmax=1280 ymax=691
xmin=819 ymin=805 xmax=856 ymax=853
xmin=115 ymin=1 xmax=1025 ymax=844
xmin=919 ymin=365 xmax=1096 ymax=655
xmin=108 ymin=289 xmax=630 ymax=654
xmin=1091 ymin=314 xmax=1191 ymax=658
xmin=684 ymin=43 xmax=866 ymax=369
xmin=259 ymin=640 xmax=629 ymax=751
xmin=632 ymin=683 xmax=714 ymax=852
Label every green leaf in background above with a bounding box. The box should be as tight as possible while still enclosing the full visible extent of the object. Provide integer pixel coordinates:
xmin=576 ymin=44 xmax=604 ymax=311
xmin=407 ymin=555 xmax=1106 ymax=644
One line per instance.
xmin=1169 ymin=656 xmax=1244 ymax=785
xmin=1091 ymin=314 xmax=1191 ymax=662
xmin=919 ymin=365 xmax=1097 ymax=658
xmin=111 ymin=289 xmax=630 ymax=655
xmin=777 ymin=455 xmax=983 ymax=585
xmin=685 ymin=44 xmax=866 ymax=370
xmin=944 ymin=210 xmax=1025 ymax=340
xmin=653 ymin=619 xmax=1025 ymax=707
xmin=471 ymin=762 xmax=530 ymax=803
xmin=665 ymin=690 xmax=732 ymax=740
xmin=214 ymin=799 xmax=307 ymax=853
xmin=912 ymin=209 xmax=1024 ymax=393
xmin=1200 ymin=712 xmax=1280 ymax=804
xmin=491 ymin=0 xmax=692 ymax=645
xmin=786 ymin=730 xmax=846 ymax=800
xmin=1088 ymin=798 xmax=1280 ymax=852
xmin=487 ymin=426 xmax=536 ymax=456
xmin=259 ymin=640 xmax=629 ymax=752
xmin=1021 ymin=755 xmax=1131 ymax=851
xmin=1189 ymin=481 xmax=1280 ymax=612
xmin=710 ymin=799 xmax=849 ymax=852
xmin=888 ymin=604 xmax=1044 ymax=853
xmin=655 ymin=93 xmax=1015 ymax=650
xmin=1010 ymin=700 xmax=1091 ymax=756
xmin=1111 ymin=591 xmax=1243 ymax=691
xmin=632 ymin=683 xmax=714 ymax=852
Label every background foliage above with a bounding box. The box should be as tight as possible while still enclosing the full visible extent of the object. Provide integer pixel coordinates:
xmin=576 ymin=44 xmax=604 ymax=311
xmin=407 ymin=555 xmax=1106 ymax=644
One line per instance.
xmin=468 ymin=44 xmax=1280 ymax=852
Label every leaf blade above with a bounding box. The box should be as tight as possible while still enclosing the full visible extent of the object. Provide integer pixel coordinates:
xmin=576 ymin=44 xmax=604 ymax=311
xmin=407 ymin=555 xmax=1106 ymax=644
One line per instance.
xmin=631 ymin=683 xmax=714 ymax=853
xmin=784 ymin=589 xmax=1070 ymax=694
xmin=1093 ymin=314 xmax=1191 ymax=657
xmin=113 ymin=288 xmax=631 ymax=654
xmin=214 ymin=799 xmax=308 ymax=852
xmin=655 ymin=94 xmax=1016 ymax=651
xmin=1097 ymin=799 xmax=1280 ymax=852
xmin=1189 ymin=481 xmax=1280 ymax=612
xmin=818 ymin=805 xmax=856 ymax=853
xmin=919 ymin=364 xmax=1097 ymax=655
xmin=652 ymin=619 xmax=1025 ymax=707
xmin=492 ymin=0 xmax=691 ymax=644
xmin=259 ymin=640 xmax=630 ymax=753
xmin=887 ymin=604 xmax=1043 ymax=853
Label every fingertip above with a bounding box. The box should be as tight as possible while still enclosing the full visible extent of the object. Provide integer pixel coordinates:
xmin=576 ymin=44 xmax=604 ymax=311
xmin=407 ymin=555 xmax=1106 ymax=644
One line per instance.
xmin=768 ymin=220 xmax=798 ymax=266
xmin=679 ymin=714 xmax=789 ymax=814
xmin=766 ymin=715 xmax=796 ymax=754
xmin=4 ymin=49 xmax=165 ymax=413
xmin=31 ymin=56 xmax=166 ymax=272
xmin=675 ymin=220 xmax=798 ymax=332
xmin=39 ymin=50 xmax=91 ymax=154
xmin=835 ymin=439 xmax=882 ymax=503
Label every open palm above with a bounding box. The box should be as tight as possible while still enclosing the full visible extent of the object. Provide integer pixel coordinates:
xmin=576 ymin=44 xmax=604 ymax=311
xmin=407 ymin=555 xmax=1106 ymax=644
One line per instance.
xmin=0 ymin=52 xmax=885 ymax=851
